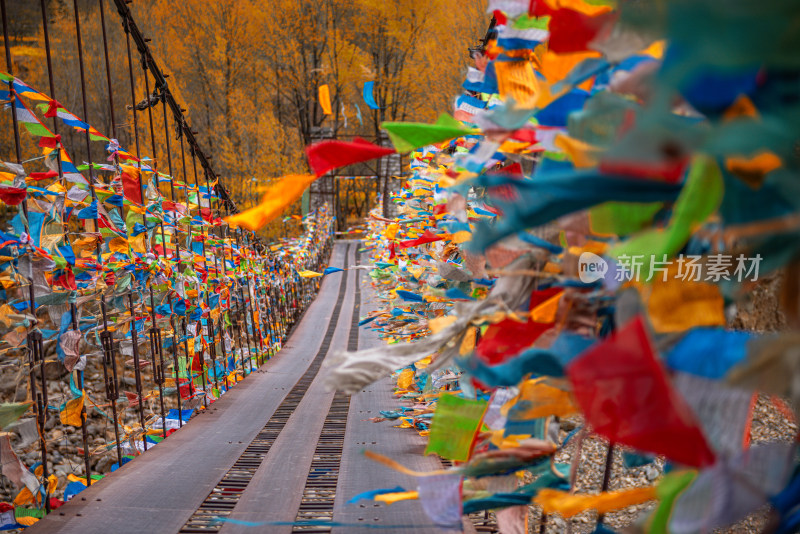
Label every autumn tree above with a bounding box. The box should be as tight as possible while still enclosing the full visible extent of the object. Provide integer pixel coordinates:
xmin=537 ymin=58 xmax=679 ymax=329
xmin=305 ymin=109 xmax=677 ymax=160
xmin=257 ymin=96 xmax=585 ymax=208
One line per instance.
xmin=2 ymin=0 xmax=488 ymax=239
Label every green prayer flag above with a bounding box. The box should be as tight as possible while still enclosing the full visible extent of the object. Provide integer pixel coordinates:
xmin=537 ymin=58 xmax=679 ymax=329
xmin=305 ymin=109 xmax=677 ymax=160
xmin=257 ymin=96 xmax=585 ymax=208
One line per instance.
xmin=611 ymin=155 xmax=724 ymax=279
xmin=125 ymin=208 xmax=143 ymax=229
xmin=15 ymin=506 xmax=44 ymax=520
xmin=0 ymin=402 xmax=31 ymax=430
xmin=591 ymin=201 xmax=663 ymax=236
xmin=382 ymin=113 xmax=475 ymax=153
xmin=425 ymin=393 xmax=487 ymax=462
xmin=512 ymin=14 xmax=550 ymax=30
xmin=178 ymin=356 xmax=188 ymax=376
xmin=647 ymin=470 xmax=697 ymax=534
xmin=21 ymin=122 xmax=51 ymax=138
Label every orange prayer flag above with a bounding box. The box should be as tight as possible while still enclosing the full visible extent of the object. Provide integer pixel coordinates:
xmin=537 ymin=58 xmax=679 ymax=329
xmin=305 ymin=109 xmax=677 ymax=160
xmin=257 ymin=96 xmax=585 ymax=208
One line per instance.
xmin=506 ymin=380 xmax=577 ymax=420
xmin=318 ymin=84 xmax=332 ymax=115
xmin=541 ymin=0 xmax=614 ymax=16
xmin=494 ymin=60 xmax=540 ymax=108
xmin=109 ymin=236 xmax=130 ymax=255
xmin=224 ymin=174 xmax=317 ymax=231
xmin=533 ymin=487 xmax=657 ymax=518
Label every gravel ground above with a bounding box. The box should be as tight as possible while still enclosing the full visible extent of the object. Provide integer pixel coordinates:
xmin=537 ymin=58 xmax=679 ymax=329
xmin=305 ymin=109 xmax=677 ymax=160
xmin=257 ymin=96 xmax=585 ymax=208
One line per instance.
xmin=516 ymin=394 xmax=797 ymax=534
xmin=0 ymin=353 xmax=182 ymax=503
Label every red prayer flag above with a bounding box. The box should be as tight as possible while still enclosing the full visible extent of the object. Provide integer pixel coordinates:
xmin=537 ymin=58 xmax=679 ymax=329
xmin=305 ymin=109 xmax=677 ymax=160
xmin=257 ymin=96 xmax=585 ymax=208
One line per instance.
xmin=0 ymin=187 xmax=27 ymax=205
xmin=200 ymin=207 xmax=214 ymax=223
xmin=52 ymin=269 xmax=77 ymax=290
xmin=306 ymin=137 xmax=396 ymax=177
xmin=599 ymin=156 xmax=690 ymax=184
xmin=567 ymin=316 xmax=716 ymax=468
xmin=178 ymin=380 xmax=193 ymax=399
xmin=540 ymin=7 xmax=617 ymax=54
xmin=38 ymin=135 xmax=61 ymax=149
xmin=399 ymin=229 xmax=443 ymax=248
xmin=121 ymin=169 xmax=143 ymax=204
xmin=476 ymin=288 xmax=561 ymax=365
xmin=28 ymin=171 xmax=59 ymax=181
xmin=509 ymin=129 xmax=538 ymax=145
xmin=43 ymin=100 xmax=63 ymax=118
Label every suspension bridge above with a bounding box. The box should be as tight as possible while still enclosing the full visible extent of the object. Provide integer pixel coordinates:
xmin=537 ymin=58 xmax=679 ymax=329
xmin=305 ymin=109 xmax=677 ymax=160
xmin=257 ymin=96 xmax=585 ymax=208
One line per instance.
xmin=29 ymin=243 xmax=458 ymax=534
xmin=0 ymin=0 xmax=470 ymax=532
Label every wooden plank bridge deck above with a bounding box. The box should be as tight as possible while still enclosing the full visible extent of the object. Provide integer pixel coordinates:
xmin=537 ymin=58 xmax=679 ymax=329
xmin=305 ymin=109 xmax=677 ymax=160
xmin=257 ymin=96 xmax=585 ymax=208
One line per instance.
xmin=29 ymin=242 xmax=448 ymax=534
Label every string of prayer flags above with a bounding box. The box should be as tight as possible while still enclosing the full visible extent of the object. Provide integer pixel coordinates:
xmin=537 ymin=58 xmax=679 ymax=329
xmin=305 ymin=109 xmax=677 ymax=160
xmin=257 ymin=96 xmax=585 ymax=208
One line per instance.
xmin=0 ymin=62 xmax=337 ymax=521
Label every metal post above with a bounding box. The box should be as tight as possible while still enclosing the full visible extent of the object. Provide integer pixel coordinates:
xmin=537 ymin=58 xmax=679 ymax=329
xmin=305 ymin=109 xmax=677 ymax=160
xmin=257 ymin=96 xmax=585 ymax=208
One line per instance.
xmin=28 ymin=327 xmax=49 ymax=512
xmin=71 ymin=0 xmax=102 ymax=483
xmin=0 ymin=0 xmax=22 ymax=164
xmin=100 ymin=297 xmax=123 ymax=468
xmin=126 ymin=292 xmax=148 ymax=451
xmin=597 ymin=442 xmax=615 ymax=526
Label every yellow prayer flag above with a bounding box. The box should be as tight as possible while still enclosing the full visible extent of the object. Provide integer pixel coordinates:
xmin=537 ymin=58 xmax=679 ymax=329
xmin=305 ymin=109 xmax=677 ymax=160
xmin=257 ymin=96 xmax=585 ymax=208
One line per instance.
xmin=725 ymin=151 xmax=782 ymax=187
xmin=59 ymin=391 xmax=86 ymax=427
xmin=428 ymin=315 xmax=457 ymax=334
xmin=397 ymin=368 xmax=414 ymax=389
xmin=538 ymin=50 xmax=602 ymax=87
xmin=555 ymin=135 xmax=601 ymax=168
xmin=385 ymin=223 xmax=400 ymax=240
xmin=129 ymin=233 xmax=146 ymax=254
xmin=637 ymin=264 xmax=725 ymax=333
xmin=460 ymin=326 xmax=477 ymax=356
xmin=530 ymin=292 xmax=563 ymax=323
xmin=375 ymin=491 xmax=419 ymax=505
xmin=451 ymin=231 xmax=472 ymax=244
